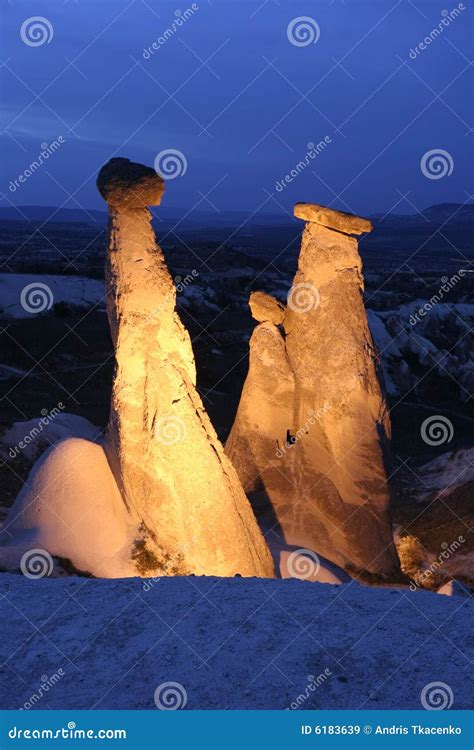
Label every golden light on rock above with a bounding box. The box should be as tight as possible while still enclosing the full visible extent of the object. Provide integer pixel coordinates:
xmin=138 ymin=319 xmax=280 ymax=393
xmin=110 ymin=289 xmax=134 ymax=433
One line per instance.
xmin=226 ymin=203 xmax=401 ymax=582
xmin=98 ymin=157 xmax=274 ymax=579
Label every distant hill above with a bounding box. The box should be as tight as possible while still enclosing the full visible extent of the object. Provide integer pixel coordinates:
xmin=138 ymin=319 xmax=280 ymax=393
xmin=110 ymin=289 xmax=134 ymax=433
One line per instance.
xmin=0 ymin=205 xmax=288 ymax=228
xmin=0 ymin=202 xmax=472 ymax=230
xmin=422 ymin=203 xmax=474 ymax=222
xmin=0 ymin=205 xmax=107 ymax=225
xmin=372 ymin=202 xmax=474 ymax=225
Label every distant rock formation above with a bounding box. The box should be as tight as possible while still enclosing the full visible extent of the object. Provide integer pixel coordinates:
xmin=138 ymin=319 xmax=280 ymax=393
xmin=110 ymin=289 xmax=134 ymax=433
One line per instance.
xmin=226 ymin=203 xmax=400 ymax=581
xmin=0 ymin=158 xmax=273 ymax=580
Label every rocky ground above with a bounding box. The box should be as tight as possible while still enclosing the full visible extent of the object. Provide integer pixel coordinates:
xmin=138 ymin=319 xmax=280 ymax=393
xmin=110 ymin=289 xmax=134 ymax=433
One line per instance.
xmin=0 ymin=573 xmax=471 ymax=710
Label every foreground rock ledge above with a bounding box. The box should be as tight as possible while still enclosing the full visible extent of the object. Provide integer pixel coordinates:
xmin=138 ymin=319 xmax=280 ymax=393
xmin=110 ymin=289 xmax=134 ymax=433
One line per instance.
xmin=227 ymin=202 xmax=400 ymax=582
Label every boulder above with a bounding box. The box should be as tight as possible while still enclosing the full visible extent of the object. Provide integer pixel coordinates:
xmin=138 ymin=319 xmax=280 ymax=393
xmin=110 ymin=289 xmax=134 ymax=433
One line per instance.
xmin=0 ymin=438 xmax=136 ymax=578
xmin=249 ymin=291 xmax=285 ymax=325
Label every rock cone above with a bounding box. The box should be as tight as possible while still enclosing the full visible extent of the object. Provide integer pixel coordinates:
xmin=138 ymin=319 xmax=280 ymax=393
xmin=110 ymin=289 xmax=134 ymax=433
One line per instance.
xmin=99 ymin=158 xmax=273 ymax=578
xmin=226 ymin=203 xmax=400 ymax=581
xmin=0 ymin=159 xmax=273 ymax=581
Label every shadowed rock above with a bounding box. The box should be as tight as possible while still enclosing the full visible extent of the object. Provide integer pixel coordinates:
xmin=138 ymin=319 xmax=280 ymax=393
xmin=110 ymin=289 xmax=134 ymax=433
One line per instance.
xmin=227 ymin=203 xmax=401 ymax=582
xmin=97 ymin=157 xmax=164 ymax=209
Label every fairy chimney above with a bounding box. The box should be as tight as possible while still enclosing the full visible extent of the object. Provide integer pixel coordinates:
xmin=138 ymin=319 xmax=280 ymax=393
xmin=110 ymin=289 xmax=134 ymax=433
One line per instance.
xmin=226 ymin=203 xmax=400 ymax=581
xmin=97 ymin=157 xmax=274 ymax=578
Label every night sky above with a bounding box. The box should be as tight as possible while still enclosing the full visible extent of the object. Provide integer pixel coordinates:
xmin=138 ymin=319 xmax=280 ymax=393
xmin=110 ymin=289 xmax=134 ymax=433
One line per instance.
xmin=1 ymin=0 xmax=473 ymax=218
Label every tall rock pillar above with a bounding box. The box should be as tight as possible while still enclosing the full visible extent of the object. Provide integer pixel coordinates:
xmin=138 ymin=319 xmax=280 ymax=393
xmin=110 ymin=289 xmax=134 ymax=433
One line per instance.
xmin=227 ymin=203 xmax=400 ymax=581
xmin=97 ymin=158 xmax=274 ymax=578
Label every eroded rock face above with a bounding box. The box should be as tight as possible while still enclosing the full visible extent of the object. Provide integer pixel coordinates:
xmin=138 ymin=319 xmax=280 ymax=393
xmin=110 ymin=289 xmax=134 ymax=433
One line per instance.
xmin=226 ymin=321 xmax=294 ymax=494
xmin=226 ymin=204 xmax=400 ymax=581
xmin=100 ymin=158 xmax=274 ymax=578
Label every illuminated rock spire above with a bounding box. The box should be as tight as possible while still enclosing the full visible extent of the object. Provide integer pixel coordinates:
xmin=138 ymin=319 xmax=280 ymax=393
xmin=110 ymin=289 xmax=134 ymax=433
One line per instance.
xmin=227 ymin=203 xmax=400 ymax=581
xmin=98 ymin=158 xmax=274 ymax=578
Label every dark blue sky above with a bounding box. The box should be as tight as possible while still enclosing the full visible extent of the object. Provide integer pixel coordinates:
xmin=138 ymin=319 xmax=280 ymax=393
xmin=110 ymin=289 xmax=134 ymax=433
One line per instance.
xmin=1 ymin=0 xmax=473 ymax=218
